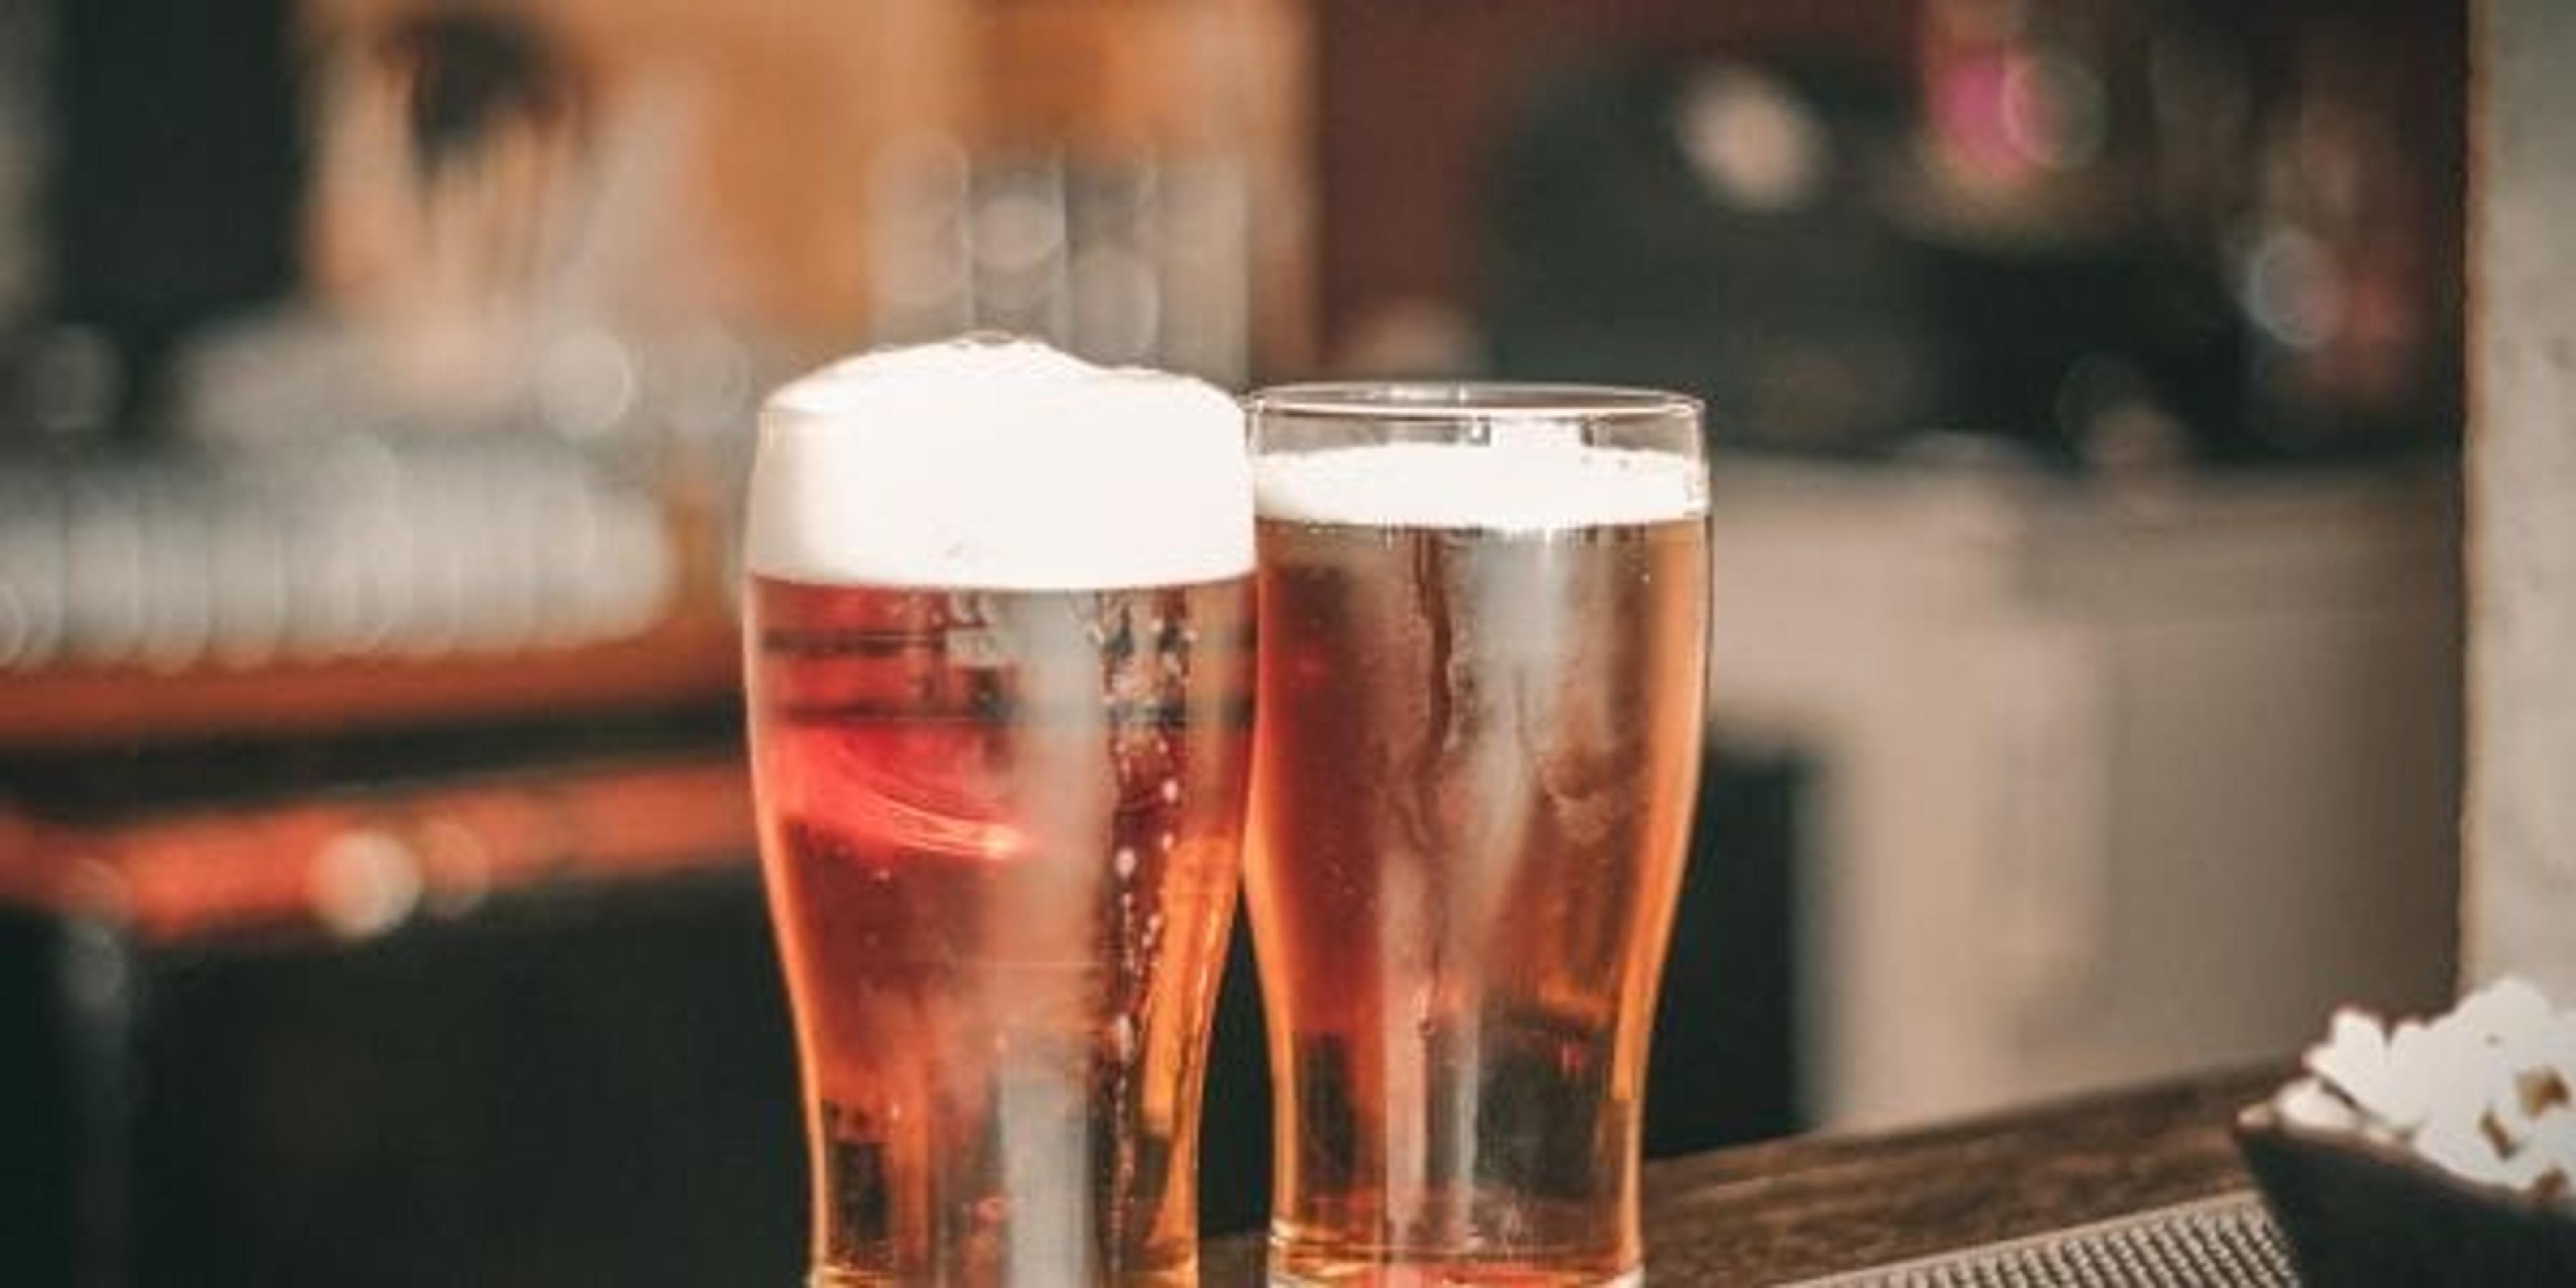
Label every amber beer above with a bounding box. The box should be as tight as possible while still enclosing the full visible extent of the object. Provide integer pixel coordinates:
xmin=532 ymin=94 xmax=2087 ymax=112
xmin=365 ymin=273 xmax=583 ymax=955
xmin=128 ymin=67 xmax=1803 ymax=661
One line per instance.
xmin=743 ymin=338 xmax=1255 ymax=1285
xmin=1246 ymin=392 xmax=1709 ymax=1287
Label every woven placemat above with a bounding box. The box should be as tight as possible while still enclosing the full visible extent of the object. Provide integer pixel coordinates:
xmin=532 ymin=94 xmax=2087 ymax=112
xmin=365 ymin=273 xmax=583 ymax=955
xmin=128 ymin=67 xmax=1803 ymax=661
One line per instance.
xmin=1788 ymin=1192 xmax=2294 ymax=1287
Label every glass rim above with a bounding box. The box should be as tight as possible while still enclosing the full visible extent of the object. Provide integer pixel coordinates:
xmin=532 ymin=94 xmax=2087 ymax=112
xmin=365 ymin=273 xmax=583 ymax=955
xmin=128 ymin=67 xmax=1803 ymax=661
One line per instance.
xmin=1245 ymin=382 xmax=1701 ymax=423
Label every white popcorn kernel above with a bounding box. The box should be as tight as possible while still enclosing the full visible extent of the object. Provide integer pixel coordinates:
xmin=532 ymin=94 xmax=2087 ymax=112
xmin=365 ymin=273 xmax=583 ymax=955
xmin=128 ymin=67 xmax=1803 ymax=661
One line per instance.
xmin=2507 ymin=1012 xmax=2576 ymax=1091
xmin=2375 ymin=1018 xmax=2459 ymax=1132
xmin=2308 ymin=1008 xmax=2401 ymax=1119
xmin=2277 ymin=1077 xmax=2363 ymax=1133
xmin=2498 ymin=1067 xmax=2573 ymax=1140
xmin=2284 ymin=979 xmax=2576 ymax=1202
xmin=2310 ymin=1008 xmax=2389 ymax=1077
xmin=2415 ymin=1111 xmax=2512 ymax=1187
xmin=2526 ymin=1108 xmax=2576 ymax=1163
xmin=2496 ymin=1143 xmax=2561 ymax=1190
xmin=2453 ymin=976 xmax=2554 ymax=1045
xmin=2482 ymin=1083 xmax=2530 ymax=1147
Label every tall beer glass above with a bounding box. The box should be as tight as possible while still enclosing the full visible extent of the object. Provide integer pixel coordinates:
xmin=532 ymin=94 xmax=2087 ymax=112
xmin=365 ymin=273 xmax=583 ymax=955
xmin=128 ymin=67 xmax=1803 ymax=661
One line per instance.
xmin=743 ymin=337 xmax=1256 ymax=1285
xmin=1245 ymin=386 xmax=1709 ymax=1286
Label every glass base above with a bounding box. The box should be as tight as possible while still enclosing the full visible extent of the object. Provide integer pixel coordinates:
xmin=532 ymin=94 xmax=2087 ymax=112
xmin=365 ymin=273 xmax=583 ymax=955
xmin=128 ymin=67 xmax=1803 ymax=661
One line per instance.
xmin=813 ymin=1262 xmax=1198 ymax=1287
xmin=1266 ymin=1258 xmax=1640 ymax=1287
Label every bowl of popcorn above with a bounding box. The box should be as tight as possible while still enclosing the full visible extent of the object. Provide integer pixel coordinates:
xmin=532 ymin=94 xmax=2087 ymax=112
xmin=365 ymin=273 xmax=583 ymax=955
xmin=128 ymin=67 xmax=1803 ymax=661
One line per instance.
xmin=2238 ymin=977 xmax=2576 ymax=1285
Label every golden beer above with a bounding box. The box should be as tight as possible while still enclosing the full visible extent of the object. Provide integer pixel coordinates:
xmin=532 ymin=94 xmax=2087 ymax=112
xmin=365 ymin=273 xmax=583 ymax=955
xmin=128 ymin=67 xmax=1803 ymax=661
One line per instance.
xmin=749 ymin=574 xmax=1252 ymax=1285
xmin=743 ymin=337 xmax=1256 ymax=1285
xmin=1246 ymin=393 xmax=1709 ymax=1287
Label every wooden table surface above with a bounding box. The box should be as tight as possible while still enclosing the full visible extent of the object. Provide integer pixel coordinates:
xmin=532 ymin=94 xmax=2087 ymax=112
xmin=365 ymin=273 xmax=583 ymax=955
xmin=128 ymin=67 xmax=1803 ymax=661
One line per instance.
xmin=1204 ymin=1065 xmax=2279 ymax=1285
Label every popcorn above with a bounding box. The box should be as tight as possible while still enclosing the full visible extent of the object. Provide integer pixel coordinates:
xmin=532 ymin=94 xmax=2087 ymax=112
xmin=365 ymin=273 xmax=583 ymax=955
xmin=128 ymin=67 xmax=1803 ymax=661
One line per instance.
xmin=2308 ymin=1009 xmax=2408 ymax=1126
xmin=2412 ymin=1110 xmax=2510 ymax=1187
xmin=2528 ymin=1111 xmax=2576 ymax=1197
xmin=2453 ymin=977 xmax=2553 ymax=1042
xmin=2277 ymin=977 xmax=2576 ymax=1205
xmin=2277 ymin=1077 xmax=2363 ymax=1133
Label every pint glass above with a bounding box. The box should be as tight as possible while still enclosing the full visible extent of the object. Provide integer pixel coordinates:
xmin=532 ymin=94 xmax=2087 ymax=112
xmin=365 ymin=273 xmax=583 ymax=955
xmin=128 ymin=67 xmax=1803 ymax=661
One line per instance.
xmin=1244 ymin=386 xmax=1710 ymax=1286
xmin=743 ymin=338 xmax=1256 ymax=1285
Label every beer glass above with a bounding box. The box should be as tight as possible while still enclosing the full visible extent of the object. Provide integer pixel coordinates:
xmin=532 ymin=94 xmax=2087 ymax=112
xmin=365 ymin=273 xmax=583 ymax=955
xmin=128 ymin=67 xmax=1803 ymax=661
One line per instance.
xmin=1244 ymin=386 xmax=1710 ymax=1286
xmin=743 ymin=338 xmax=1256 ymax=1285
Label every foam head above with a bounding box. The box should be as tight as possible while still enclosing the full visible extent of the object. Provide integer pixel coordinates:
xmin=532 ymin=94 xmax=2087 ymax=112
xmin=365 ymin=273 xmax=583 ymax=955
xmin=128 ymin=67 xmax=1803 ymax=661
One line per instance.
xmin=1253 ymin=437 xmax=1707 ymax=531
xmin=747 ymin=337 xmax=1252 ymax=590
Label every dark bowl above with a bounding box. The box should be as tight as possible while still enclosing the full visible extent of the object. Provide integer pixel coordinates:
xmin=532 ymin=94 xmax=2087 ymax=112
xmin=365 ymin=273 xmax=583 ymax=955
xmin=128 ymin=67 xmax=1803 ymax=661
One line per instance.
xmin=2235 ymin=1102 xmax=2576 ymax=1287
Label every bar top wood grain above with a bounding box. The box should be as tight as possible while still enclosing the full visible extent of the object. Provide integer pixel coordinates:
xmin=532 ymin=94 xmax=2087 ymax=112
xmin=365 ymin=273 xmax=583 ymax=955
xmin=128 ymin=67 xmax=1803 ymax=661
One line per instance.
xmin=1204 ymin=1065 xmax=2279 ymax=1285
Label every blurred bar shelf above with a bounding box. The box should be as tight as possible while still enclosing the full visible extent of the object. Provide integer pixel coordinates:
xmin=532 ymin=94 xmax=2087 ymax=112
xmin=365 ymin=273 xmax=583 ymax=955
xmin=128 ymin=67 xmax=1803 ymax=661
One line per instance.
xmin=0 ymin=751 xmax=753 ymax=944
xmin=0 ymin=614 xmax=739 ymax=751
xmin=0 ymin=747 xmax=784 ymax=1286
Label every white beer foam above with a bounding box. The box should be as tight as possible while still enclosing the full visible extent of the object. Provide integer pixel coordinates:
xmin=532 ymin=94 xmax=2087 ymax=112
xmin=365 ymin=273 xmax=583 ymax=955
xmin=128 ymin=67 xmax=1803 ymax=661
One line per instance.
xmin=747 ymin=336 xmax=1252 ymax=590
xmin=1254 ymin=440 xmax=1707 ymax=531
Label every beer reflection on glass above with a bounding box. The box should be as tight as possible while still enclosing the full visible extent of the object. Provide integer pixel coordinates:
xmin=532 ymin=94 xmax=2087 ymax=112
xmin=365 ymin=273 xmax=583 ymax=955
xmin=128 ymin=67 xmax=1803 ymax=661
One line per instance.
xmin=1245 ymin=386 xmax=1711 ymax=1287
xmin=742 ymin=337 xmax=1256 ymax=1285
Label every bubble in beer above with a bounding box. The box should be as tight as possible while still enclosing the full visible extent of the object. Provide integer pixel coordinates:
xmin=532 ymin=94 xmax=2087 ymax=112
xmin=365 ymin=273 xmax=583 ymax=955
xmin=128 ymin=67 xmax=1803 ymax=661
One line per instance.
xmin=747 ymin=334 xmax=1253 ymax=590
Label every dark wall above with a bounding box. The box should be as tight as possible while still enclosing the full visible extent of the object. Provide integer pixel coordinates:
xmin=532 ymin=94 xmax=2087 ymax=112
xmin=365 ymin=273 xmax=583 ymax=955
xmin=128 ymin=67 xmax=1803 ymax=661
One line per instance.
xmin=1308 ymin=0 xmax=1919 ymax=360
xmin=49 ymin=0 xmax=303 ymax=418
xmin=2 ymin=745 xmax=1803 ymax=1281
xmin=90 ymin=873 xmax=800 ymax=1288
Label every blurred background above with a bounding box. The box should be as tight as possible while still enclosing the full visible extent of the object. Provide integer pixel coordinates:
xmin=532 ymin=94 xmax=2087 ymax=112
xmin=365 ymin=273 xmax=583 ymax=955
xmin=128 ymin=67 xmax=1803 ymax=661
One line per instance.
xmin=0 ymin=0 xmax=2463 ymax=1283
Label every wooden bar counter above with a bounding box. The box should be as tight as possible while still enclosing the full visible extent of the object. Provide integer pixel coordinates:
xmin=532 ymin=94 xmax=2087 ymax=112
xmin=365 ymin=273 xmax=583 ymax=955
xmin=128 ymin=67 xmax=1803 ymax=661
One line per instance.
xmin=1204 ymin=1067 xmax=2279 ymax=1285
